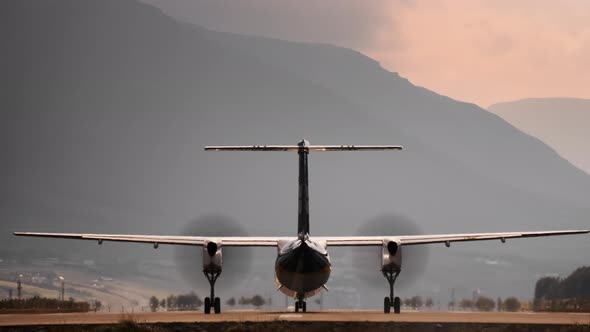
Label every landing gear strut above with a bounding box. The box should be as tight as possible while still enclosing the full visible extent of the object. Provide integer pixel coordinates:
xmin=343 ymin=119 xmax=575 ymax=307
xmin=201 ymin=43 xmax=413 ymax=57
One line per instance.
xmin=383 ymin=270 xmax=401 ymax=314
xmin=294 ymin=294 xmax=307 ymax=313
xmin=203 ymin=270 xmax=221 ymax=314
xmin=295 ymin=300 xmax=306 ymax=313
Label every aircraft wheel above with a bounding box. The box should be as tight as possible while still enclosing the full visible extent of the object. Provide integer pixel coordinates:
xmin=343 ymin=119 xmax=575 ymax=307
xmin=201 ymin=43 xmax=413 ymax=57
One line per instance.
xmin=393 ymin=297 xmax=401 ymax=314
xmin=302 ymin=301 xmax=307 ymax=313
xmin=384 ymin=297 xmax=391 ymax=313
xmin=214 ymin=297 xmax=221 ymax=314
xmin=204 ymin=297 xmax=211 ymax=314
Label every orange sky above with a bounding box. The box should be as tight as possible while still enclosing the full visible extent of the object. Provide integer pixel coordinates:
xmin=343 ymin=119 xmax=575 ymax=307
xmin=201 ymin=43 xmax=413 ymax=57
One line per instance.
xmin=365 ymin=0 xmax=590 ymax=107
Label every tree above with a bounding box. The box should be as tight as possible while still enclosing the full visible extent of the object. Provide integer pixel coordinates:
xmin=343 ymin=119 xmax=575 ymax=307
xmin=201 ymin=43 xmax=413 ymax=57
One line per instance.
xmin=535 ymin=276 xmax=561 ymax=300
xmin=251 ymin=295 xmax=265 ymax=308
xmin=475 ymin=296 xmax=495 ymax=312
xmin=403 ymin=298 xmax=412 ymax=308
xmin=561 ymin=266 xmax=590 ymax=299
xmin=425 ymin=297 xmax=434 ymax=309
xmin=533 ymin=267 xmax=590 ymax=312
xmin=238 ymin=296 xmax=251 ymax=306
xmin=176 ymin=292 xmax=202 ymax=310
xmin=504 ymin=297 xmax=521 ymax=312
xmin=410 ymin=296 xmax=423 ymax=309
xmin=448 ymin=301 xmax=455 ymax=310
xmin=189 ymin=292 xmax=203 ymax=309
xmin=226 ymin=297 xmax=236 ymax=307
xmin=166 ymin=295 xmax=176 ymax=310
xmin=149 ymin=296 xmax=159 ymax=312
xmin=159 ymin=298 xmax=166 ymax=310
xmin=94 ymin=300 xmax=102 ymax=312
xmin=459 ymin=299 xmax=474 ymax=311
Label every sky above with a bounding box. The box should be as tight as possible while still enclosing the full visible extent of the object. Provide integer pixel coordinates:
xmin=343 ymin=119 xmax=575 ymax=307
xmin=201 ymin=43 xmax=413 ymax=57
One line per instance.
xmin=143 ymin=0 xmax=590 ymax=107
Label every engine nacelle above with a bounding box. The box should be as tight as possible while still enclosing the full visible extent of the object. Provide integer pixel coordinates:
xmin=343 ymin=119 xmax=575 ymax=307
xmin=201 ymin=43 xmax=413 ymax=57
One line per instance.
xmin=381 ymin=239 xmax=402 ymax=272
xmin=202 ymin=240 xmax=222 ymax=273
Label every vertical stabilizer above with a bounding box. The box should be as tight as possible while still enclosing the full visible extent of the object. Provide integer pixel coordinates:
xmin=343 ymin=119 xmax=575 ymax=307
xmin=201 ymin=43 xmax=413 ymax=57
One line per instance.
xmin=297 ymin=139 xmax=310 ymax=236
xmin=205 ymin=140 xmax=402 ymax=238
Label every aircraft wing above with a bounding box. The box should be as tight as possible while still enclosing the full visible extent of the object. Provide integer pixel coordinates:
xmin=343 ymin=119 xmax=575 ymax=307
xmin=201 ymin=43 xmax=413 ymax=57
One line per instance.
xmin=317 ymin=229 xmax=589 ymax=246
xmin=13 ymin=232 xmax=290 ymax=247
xmin=14 ymin=229 xmax=588 ymax=247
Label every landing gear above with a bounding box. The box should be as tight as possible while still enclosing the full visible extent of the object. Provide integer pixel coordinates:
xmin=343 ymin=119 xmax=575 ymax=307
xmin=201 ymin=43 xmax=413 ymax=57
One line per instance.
xmin=204 ymin=297 xmax=211 ymax=314
xmin=383 ymin=270 xmax=401 ymax=314
xmin=393 ymin=296 xmax=401 ymax=314
xmin=203 ymin=270 xmax=221 ymax=314
xmin=294 ymin=294 xmax=307 ymax=313
xmin=295 ymin=300 xmax=307 ymax=313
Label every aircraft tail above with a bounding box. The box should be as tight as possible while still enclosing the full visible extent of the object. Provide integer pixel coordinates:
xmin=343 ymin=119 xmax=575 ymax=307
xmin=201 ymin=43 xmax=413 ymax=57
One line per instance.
xmin=206 ymin=140 xmax=403 ymax=236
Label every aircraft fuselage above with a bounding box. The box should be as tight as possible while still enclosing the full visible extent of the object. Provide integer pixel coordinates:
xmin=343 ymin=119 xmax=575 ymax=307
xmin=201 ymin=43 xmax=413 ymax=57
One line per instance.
xmin=275 ymin=237 xmax=331 ymax=299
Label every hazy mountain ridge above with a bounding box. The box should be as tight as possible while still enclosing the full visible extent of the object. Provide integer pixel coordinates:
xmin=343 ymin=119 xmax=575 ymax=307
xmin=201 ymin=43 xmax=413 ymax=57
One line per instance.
xmin=208 ymin=29 xmax=590 ymax=204
xmin=488 ymin=98 xmax=590 ymax=175
xmin=2 ymin=0 xmax=589 ymax=301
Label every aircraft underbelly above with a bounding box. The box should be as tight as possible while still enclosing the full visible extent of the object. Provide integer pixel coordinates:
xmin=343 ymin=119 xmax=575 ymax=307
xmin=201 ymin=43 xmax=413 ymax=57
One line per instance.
xmin=275 ymin=242 xmax=331 ymax=298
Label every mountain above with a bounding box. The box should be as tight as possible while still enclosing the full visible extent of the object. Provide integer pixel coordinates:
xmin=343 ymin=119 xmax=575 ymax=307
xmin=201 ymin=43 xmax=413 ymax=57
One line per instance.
xmin=488 ymin=98 xmax=590 ymax=175
xmin=1 ymin=0 xmax=589 ymax=304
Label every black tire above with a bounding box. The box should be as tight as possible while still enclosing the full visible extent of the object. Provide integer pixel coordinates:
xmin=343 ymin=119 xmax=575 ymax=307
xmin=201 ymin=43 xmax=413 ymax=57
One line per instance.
xmin=393 ymin=297 xmax=401 ymax=314
xmin=214 ymin=297 xmax=221 ymax=314
xmin=384 ymin=297 xmax=391 ymax=314
xmin=302 ymin=301 xmax=307 ymax=313
xmin=204 ymin=297 xmax=211 ymax=314
xmin=295 ymin=301 xmax=299 ymax=313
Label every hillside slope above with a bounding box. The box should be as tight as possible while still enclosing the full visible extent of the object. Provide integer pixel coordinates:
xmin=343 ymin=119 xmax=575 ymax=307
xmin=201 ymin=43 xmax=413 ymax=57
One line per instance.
xmin=489 ymin=98 xmax=590 ymax=175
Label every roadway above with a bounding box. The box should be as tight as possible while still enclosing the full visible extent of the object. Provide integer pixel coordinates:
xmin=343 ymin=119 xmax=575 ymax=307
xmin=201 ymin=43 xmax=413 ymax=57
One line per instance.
xmin=1 ymin=310 xmax=589 ymax=326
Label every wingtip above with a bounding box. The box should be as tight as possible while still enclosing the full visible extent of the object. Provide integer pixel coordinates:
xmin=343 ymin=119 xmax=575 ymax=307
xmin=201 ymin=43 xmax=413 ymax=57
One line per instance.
xmin=13 ymin=232 xmax=33 ymax=236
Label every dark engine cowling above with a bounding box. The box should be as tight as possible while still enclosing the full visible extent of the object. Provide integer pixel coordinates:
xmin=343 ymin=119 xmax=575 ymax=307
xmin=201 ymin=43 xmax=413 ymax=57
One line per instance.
xmin=203 ymin=241 xmax=222 ymax=273
xmin=382 ymin=239 xmax=402 ymax=272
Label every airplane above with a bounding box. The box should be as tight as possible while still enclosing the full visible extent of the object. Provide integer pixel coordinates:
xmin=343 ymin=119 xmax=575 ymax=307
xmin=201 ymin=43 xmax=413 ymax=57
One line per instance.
xmin=14 ymin=139 xmax=589 ymax=314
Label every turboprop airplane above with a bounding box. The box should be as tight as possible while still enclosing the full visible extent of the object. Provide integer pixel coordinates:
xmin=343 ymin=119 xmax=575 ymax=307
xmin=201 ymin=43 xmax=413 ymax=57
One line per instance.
xmin=14 ymin=139 xmax=589 ymax=314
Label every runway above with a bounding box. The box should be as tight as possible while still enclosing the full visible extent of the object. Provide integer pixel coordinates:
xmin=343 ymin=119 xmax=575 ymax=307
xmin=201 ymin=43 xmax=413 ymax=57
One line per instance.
xmin=1 ymin=310 xmax=589 ymax=326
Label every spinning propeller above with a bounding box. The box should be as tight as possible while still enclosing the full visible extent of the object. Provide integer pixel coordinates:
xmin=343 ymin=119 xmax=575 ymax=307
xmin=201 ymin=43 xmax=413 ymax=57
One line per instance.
xmin=353 ymin=214 xmax=430 ymax=289
xmin=174 ymin=215 xmax=252 ymax=290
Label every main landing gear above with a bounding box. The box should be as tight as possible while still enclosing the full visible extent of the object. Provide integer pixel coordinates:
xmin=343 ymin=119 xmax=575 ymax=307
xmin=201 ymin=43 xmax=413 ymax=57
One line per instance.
xmin=383 ymin=270 xmax=401 ymax=314
xmin=203 ymin=270 xmax=221 ymax=314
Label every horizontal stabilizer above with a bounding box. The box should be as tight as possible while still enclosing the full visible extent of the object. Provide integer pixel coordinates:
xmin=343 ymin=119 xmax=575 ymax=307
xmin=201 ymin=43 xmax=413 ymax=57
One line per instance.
xmin=205 ymin=145 xmax=403 ymax=152
xmin=205 ymin=145 xmax=300 ymax=151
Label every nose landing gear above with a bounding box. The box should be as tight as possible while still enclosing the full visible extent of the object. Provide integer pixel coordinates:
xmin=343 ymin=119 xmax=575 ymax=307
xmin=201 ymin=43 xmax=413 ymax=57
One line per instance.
xmin=294 ymin=293 xmax=307 ymax=313
xmin=294 ymin=300 xmax=307 ymax=313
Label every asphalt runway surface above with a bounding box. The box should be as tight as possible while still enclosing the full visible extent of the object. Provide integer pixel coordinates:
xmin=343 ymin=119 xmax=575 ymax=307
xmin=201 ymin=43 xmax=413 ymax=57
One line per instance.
xmin=1 ymin=311 xmax=589 ymax=326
